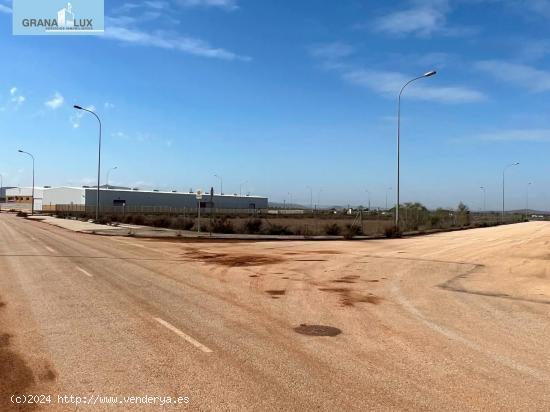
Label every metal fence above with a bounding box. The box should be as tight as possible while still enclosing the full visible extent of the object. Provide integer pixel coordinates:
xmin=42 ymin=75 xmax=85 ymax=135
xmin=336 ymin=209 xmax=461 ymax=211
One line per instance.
xmin=0 ymin=202 xmax=31 ymax=212
xmin=42 ymin=204 xmax=263 ymax=217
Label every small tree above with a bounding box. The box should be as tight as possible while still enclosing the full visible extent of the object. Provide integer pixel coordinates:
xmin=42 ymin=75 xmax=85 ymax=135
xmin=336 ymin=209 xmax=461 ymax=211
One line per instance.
xmin=457 ymin=202 xmax=471 ymax=226
xmin=401 ymin=202 xmax=429 ymax=231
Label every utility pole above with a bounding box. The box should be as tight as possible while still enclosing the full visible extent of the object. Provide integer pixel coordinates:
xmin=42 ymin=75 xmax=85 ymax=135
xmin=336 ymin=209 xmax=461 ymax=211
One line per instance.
xmin=396 ymin=70 xmax=437 ymax=229
xmin=214 ymin=174 xmax=223 ymax=195
xmin=18 ymin=150 xmax=35 ymax=215
xmin=307 ymin=186 xmax=313 ymax=214
xmin=74 ymin=105 xmax=102 ymax=221
xmin=502 ymin=162 xmax=519 ymax=222
xmin=526 ymin=182 xmax=532 ymax=219
xmin=106 ymin=166 xmax=118 ymax=189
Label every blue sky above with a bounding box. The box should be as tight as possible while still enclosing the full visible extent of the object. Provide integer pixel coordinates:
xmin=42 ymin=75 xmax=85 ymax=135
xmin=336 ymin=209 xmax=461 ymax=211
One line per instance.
xmin=1 ymin=0 xmax=550 ymax=210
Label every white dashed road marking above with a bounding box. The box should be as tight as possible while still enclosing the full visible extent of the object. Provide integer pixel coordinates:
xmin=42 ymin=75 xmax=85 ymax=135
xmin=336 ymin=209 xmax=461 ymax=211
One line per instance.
xmin=153 ymin=317 xmax=213 ymax=353
xmin=76 ymin=267 xmax=94 ymax=278
xmin=45 ymin=246 xmax=57 ymax=254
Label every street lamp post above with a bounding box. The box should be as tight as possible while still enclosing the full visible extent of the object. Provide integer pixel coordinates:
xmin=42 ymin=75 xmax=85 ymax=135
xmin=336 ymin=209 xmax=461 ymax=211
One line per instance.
xmin=386 ymin=187 xmax=392 ymax=210
xmin=307 ymin=186 xmax=313 ymax=213
xmin=396 ymin=70 xmax=437 ymax=229
xmin=502 ymin=162 xmax=519 ymax=221
xmin=18 ymin=150 xmax=35 ymax=215
xmin=526 ymin=182 xmax=532 ymax=219
xmin=0 ymin=173 xmax=3 ymax=204
xmin=239 ymin=180 xmax=248 ymax=197
xmin=106 ymin=166 xmax=118 ymax=189
xmin=74 ymin=105 xmax=102 ymax=221
xmin=365 ymin=189 xmax=371 ymax=211
xmin=480 ymin=186 xmax=486 ymax=212
xmin=214 ymin=174 xmax=223 ymax=195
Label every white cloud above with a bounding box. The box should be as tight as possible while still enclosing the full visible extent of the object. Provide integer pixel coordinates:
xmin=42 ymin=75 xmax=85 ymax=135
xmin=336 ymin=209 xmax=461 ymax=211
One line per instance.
xmin=518 ymin=39 xmax=550 ymax=61
xmin=116 ymin=0 xmax=238 ymax=12
xmin=45 ymin=92 xmax=64 ymax=109
xmin=373 ymin=1 xmax=477 ymax=37
xmin=476 ymin=129 xmax=550 ymax=142
xmin=111 ymin=131 xmax=128 ymax=139
xmin=475 ymin=60 xmax=550 ymax=92
xmin=70 ymin=105 xmax=96 ymax=128
xmin=111 ymin=2 xmax=176 ymax=24
xmin=308 ymin=39 xmax=484 ymax=104
xmin=343 ymin=69 xmax=486 ymax=103
xmin=144 ymin=1 xmax=169 ymax=10
xmin=104 ymin=102 xmax=115 ymax=109
xmin=375 ymin=7 xmax=445 ymax=36
xmin=104 ymin=23 xmax=250 ymax=61
xmin=309 ymin=42 xmax=355 ymax=60
xmin=176 ymin=0 xmax=238 ymax=10
xmin=12 ymin=95 xmax=25 ymax=105
xmin=526 ymin=0 xmax=550 ymax=17
xmin=0 ymin=4 xmax=11 ymax=14
xmin=8 ymin=87 xmax=25 ymax=108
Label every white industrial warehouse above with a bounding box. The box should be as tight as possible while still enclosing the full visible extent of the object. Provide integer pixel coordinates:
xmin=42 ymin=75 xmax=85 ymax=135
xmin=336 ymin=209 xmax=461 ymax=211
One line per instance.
xmin=4 ymin=187 xmax=46 ymax=210
xmin=37 ymin=186 xmax=268 ymax=211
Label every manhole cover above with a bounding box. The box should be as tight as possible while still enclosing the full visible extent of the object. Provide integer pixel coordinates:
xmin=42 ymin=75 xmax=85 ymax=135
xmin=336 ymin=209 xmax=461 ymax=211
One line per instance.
xmin=293 ymin=324 xmax=342 ymax=337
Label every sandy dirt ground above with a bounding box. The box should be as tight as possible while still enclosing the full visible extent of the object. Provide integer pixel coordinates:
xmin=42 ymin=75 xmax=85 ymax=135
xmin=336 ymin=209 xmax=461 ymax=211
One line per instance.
xmin=1 ymin=213 xmax=549 ymax=411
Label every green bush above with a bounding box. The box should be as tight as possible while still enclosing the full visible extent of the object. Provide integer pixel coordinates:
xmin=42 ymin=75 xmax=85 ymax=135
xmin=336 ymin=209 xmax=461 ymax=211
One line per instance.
xmin=243 ymin=218 xmax=262 ymax=234
xmin=344 ymin=224 xmax=362 ymax=239
xmin=98 ymin=216 xmax=111 ymax=225
xmin=151 ymin=216 xmax=171 ymax=228
xmin=293 ymin=225 xmax=310 ymax=236
xmin=210 ymin=217 xmax=234 ymax=234
xmin=265 ymin=223 xmax=293 ymax=235
xmin=430 ymin=215 xmax=441 ymax=227
xmin=384 ymin=225 xmax=401 ymax=238
xmin=171 ymin=217 xmax=194 ymax=230
xmin=324 ymin=223 xmax=341 ymax=236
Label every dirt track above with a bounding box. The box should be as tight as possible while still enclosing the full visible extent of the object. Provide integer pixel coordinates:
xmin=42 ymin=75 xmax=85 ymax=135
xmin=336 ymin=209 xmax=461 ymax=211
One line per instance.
xmin=1 ymin=214 xmax=549 ymax=410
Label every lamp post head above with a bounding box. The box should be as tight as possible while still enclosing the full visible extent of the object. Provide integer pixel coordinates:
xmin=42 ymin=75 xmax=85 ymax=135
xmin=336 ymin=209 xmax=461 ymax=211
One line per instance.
xmin=424 ymin=70 xmax=437 ymax=77
xmin=514 ymin=162 xmax=520 ymax=166
xmin=73 ymin=105 xmax=83 ymax=110
xmin=18 ymin=149 xmax=23 ymax=153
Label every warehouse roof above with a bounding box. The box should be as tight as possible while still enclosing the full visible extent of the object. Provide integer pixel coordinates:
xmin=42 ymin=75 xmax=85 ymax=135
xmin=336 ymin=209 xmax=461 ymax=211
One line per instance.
xmin=46 ymin=186 xmax=267 ymax=198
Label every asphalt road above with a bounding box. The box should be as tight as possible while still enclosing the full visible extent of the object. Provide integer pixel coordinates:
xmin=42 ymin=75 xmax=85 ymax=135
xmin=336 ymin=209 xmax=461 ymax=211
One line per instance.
xmin=1 ymin=213 xmax=550 ymax=411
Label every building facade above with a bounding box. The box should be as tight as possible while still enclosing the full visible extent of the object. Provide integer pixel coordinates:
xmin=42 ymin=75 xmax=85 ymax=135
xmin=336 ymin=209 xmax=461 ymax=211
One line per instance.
xmin=0 ymin=187 xmax=16 ymax=203
xmin=5 ymin=187 xmax=45 ymax=210
xmin=42 ymin=187 xmax=268 ymax=211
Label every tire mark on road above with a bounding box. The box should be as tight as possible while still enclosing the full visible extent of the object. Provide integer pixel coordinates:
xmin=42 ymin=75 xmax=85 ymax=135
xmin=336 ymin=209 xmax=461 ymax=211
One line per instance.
xmin=391 ymin=272 xmax=550 ymax=383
